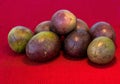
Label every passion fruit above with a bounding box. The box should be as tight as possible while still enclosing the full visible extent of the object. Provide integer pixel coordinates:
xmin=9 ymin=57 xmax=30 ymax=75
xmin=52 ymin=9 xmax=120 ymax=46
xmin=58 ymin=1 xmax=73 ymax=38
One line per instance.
xmin=89 ymin=21 xmax=116 ymax=41
xmin=75 ymin=19 xmax=89 ymax=32
xmin=64 ymin=30 xmax=91 ymax=58
xmin=87 ymin=36 xmax=115 ymax=64
xmin=35 ymin=21 xmax=51 ymax=34
xmin=51 ymin=9 xmax=77 ymax=35
xmin=26 ymin=31 xmax=61 ymax=62
xmin=8 ymin=26 xmax=33 ymax=53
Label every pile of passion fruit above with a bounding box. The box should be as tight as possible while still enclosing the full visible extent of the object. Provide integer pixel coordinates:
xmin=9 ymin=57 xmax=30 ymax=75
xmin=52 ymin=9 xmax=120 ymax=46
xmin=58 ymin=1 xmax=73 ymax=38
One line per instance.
xmin=8 ymin=10 xmax=116 ymax=64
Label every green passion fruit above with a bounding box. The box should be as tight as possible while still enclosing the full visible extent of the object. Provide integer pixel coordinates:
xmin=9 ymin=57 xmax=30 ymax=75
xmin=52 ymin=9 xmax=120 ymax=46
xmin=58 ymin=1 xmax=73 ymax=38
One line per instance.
xmin=26 ymin=31 xmax=61 ymax=62
xmin=35 ymin=21 xmax=51 ymax=34
xmin=64 ymin=30 xmax=91 ymax=58
xmin=51 ymin=9 xmax=77 ymax=35
xmin=87 ymin=36 xmax=115 ymax=64
xmin=8 ymin=26 xmax=33 ymax=53
xmin=90 ymin=21 xmax=116 ymax=41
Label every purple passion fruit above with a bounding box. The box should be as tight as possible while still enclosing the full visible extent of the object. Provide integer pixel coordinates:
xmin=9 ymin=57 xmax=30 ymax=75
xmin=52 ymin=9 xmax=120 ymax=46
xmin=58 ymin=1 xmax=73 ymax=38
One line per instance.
xmin=89 ymin=21 xmax=116 ymax=41
xmin=75 ymin=19 xmax=89 ymax=32
xmin=35 ymin=21 xmax=51 ymax=34
xmin=64 ymin=30 xmax=91 ymax=58
xmin=26 ymin=31 xmax=61 ymax=62
xmin=51 ymin=9 xmax=77 ymax=35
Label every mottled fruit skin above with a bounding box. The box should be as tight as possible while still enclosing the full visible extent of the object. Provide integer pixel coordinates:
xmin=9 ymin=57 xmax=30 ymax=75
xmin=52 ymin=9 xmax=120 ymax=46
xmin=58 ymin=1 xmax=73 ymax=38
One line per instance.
xmin=90 ymin=21 xmax=116 ymax=41
xmin=75 ymin=19 xmax=89 ymax=32
xmin=64 ymin=30 xmax=91 ymax=58
xmin=51 ymin=9 xmax=77 ymax=35
xmin=8 ymin=26 xmax=33 ymax=53
xmin=26 ymin=31 xmax=61 ymax=62
xmin=35 ymin=21 xmax=51 ymax=34
xmin=87 ymin=36 xmax=115 ymax=64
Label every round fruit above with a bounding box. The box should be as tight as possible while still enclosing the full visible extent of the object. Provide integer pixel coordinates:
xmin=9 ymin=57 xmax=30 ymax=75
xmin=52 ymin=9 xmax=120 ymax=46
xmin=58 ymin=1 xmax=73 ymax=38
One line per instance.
xmin=51 ymin=9 xmax=77 ymax=35
xmin=87 ymin=36 xmax=115 ymax=64
xmin=8 ymin=26 xmax=33 ymax=53
xmin=64 ymin=30 xmax=91 ymax=58
xmin=35 ymin=21 xmax=51 ymax=34
xmin=26 ymin=31 xmax=61 ymax=62
xmin=89 ymin=21 xmax=116 ymax=41
xmin=75 ymin=19 xmax=89 ymax=32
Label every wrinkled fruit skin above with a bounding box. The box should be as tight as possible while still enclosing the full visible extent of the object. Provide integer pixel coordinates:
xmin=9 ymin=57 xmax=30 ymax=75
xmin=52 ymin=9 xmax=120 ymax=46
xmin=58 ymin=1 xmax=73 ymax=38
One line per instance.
xmin=35 ymin=21 xmax=51 ymax=34
xmin=26 ymin=31 xmax=61 ymax=62
xmin=8 ymin=26 xmax=33 ymax=53
xmin=89 ymin=21 xmax=116 ymax=41
xmin=51 ymin=10 xmax=77 ymax=35
xmin=87 ymin=36 xmax=115 ymax=64
xmin=75 ymin=19 xmax=89 ymax=32
xmin=64 ymin=30 xmax=91 ymax=58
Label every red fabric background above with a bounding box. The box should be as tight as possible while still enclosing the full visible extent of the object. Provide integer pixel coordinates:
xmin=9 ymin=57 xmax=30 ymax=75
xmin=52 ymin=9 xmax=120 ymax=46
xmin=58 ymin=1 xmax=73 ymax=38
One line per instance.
xmin=0 ymin=0 xmax=120 ymax=84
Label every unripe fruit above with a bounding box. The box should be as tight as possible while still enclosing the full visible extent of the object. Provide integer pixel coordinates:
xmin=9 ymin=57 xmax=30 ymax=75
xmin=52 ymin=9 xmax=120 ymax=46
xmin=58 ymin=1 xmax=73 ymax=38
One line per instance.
xmin=87 ymin=36 xmax=115 ymax=64
xmin=8 ymin=26 xmax=33 ymax=53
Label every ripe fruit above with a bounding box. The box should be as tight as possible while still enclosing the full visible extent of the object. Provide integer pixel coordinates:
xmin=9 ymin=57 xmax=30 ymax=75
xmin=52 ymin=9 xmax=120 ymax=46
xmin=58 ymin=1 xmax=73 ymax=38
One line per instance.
xmin=64 ymin=30 xmax=91 ymax=58
xmin=35 ymin=21 xmax=51 ymax=34
xmin=51 ymin=10 xmax=77 ymax=35
xmin=8 ymin=26 xmax=33 ymax=53
xmin=75 ymin=19 xmax=89 ymax=32
xmin=89 ymin=21 xmax=116 ymax=41
xmin=87 ymin=36 xmax=115 ymax=64
xmin=26 ymin=31 xmax=61 ymax=62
